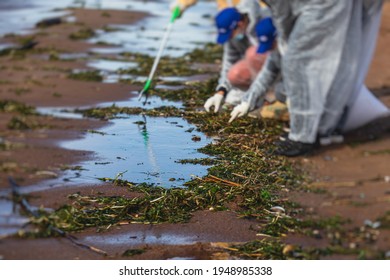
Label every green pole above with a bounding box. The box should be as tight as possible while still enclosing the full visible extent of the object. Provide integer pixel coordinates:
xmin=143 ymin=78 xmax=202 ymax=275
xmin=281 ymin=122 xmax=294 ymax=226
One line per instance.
xmin=170 ymin=6 xmax=181 ymax=23
xmin=139 ymin=6 xmax=181 ymax=101
xmin=142 ymin=79 xmax=152 ymax=93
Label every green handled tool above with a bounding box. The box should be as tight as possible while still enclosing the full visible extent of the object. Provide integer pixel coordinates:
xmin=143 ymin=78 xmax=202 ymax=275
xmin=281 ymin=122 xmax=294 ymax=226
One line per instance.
xmin=138 ymin=6 xmax=181 ymax=104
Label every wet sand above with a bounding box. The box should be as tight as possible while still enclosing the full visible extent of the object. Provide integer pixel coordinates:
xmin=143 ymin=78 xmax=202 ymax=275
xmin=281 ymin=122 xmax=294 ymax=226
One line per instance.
xmin=0 ymin=3 xmax=389 ymax=260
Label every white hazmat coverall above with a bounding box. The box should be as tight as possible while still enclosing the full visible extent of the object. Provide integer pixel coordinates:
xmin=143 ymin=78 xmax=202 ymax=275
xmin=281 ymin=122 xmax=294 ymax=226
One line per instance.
xmin=260 ymin=0 xmax=386 ymax=144
xmin=323 ymin=1 xmax=388 ymax=133
xmin=240 ymin=0 xmax=388 ymax=137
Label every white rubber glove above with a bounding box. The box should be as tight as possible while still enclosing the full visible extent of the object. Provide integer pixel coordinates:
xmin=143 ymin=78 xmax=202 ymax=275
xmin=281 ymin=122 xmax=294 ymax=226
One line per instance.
xmin=204 ymin=93 xmax=225 ymax=113
xmin=229 ymin=101 xmax=250 ymax=123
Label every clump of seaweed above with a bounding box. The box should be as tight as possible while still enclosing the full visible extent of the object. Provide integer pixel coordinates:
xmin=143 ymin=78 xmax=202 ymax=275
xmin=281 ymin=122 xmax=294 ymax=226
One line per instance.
xmin=0 ymin=36 xmax=39 ymax=59
xmin=184 ymin=43 xmax=223 ymax=64
xmin=378 ymin=211 xmax=390 ymax=229
xmin=69 ymin=27 xmax=95 ymax=40
xmin=7 ymin=117 xmax=31 ymax=130
xmin=0 ymin=100 xmax=37 ymax=115
xmin=68 ymin=70 xmax=103 ymax=82
xmin=7 ymin=116 xmax=49 ymax=130
xmin=0 ymin=140 xmax=25 ymax=151
xmin=76 ymin=105 xmax=182 ymax=120
xmin=230 ymin=239 xmax=287 ymax=260
xmin=176 ymin=158 xmax=220 ymax=166
xmin=228 ymin=238 xmax=363 ymax=260
xmin=122 ymin=249 xmax=146 ymax=257
xmin=149 ymin=77 xmax=219 ymax=109
xmin=119 ymin=44 xmax=221 ymax=77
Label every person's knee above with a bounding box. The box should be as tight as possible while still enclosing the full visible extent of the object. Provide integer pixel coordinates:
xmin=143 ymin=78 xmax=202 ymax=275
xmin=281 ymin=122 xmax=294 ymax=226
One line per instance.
xmin=228 ymin=59 xmax=252 ymax=88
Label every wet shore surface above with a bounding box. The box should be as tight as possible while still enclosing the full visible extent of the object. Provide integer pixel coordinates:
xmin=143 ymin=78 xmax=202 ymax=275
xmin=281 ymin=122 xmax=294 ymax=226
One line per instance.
xmin=0 ymin=0 xmax=390 ymax=260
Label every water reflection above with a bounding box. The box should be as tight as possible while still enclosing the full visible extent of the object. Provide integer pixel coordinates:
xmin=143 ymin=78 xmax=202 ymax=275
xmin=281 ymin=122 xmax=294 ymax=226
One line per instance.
xmin=0 ymin=198 xmax=30 ymax=237
xmin=58 ymin=115 xmax=210 ymax=187
xmin=83 ymin=231 xmax=199 ymax=246
xmin=87 ymin=59 xmax=138 ymax=72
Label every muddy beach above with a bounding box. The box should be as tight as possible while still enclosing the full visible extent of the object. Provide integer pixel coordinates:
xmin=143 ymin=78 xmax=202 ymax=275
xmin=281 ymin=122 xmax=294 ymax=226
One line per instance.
xmin=0 ymin=0 xmax=389 ymax=260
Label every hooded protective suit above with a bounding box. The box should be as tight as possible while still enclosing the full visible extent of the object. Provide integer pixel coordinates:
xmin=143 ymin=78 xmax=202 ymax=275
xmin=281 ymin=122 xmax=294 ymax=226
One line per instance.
xmin=245 ymin=0 xmax=384 ymax=143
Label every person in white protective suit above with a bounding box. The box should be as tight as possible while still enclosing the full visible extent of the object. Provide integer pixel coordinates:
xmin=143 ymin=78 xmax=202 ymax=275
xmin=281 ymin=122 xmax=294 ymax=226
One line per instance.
xmin=228 ymin=16 xmax=286 ymax=113
xmin=229 ymin=0 xmax=390 ymax=157
xmin=205 ymin=4 xmax=270 ymax=113
xmin=171 ymin=0 xmax=271 ymax=112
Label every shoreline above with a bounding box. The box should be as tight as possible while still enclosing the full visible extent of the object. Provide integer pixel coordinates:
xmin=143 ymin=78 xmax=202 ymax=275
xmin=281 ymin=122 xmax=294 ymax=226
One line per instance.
xmin=0 ymin=3 xmax=389 ymax=260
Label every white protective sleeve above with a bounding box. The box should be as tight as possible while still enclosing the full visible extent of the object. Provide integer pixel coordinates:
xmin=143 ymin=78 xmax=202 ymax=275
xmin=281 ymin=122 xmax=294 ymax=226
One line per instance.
xmin=241 ymin=49 xmax=282 ymax=111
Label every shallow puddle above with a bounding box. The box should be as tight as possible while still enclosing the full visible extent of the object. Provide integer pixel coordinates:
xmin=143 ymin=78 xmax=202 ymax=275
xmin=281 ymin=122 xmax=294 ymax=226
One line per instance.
xmin=0 ymin=0 xmax=72 ymax=36
xmin=0 ymin=42 xmax=17 ymax=51
xmin=36 ymin=107 xmax=85 ymax=119
xmin=0 ymin=198 xmax=29 ymax=237
xmin=33 ymin=95 xmax=212 ymax=192
xmin=82 ymin=231 xmax=199 ymax=247
xmin=89 ymin=0 xmax=216 ymax=57
xmin=87 ymin=59 xmax=138 ymax=72
xmin=86 ymin=59 xmax=139 ymax=83
xmin=75 ymin=58 xmax=201 ymax=85
xmin=99 ymin=94 xmax=183 ymax=109
xmin=101 ymin=72 xmax=195 ymax=85
xmin=59 ymin=115 xmax=211 ymax=188
xmin=37 ymin=94 xmax=183 ymax=118
xmin=58 ymin=53 xmax=89 ymax=61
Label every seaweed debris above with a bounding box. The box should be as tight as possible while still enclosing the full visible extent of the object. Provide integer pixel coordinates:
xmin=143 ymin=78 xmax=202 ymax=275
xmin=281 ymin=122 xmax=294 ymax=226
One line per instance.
xmin=0 ymin=100 xmax=38 ymax=115
xmin=68 ymin=70 xmax=103 ymax=82
xmin=33 ymin=111 xmax=302 ymax=237
xmin=69 ymin=27 xmax=96 ymax=40
xmin=119 ymin=43 xmax=222 ymax=77
xmin=77 ymin=105 xmax=182 ymax=120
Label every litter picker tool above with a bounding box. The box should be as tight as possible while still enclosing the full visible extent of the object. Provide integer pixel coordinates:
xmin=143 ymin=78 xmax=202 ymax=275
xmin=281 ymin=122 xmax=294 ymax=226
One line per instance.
xmin=138 ymin=6 xmax=181 ymax=104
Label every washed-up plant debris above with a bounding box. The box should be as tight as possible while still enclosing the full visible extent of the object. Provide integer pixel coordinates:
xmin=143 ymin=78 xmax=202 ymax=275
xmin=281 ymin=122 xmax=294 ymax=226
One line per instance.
xmin=30 ymin=116 xmax=304 ymax=233
xmin=0 ymin=100 xmax=37 ymax=115
xmin=12 ymin=42 xmax=388 ymax=260
xmin=68 ymin=70 xmax=103 ymax=82
xmin=69 ymin=27 xmax=96 ymax=40
xmin=77 ymin=105 xmax=182 ymax=120
xmin=0 ymin=100 xmax=50 ymax=130
xmin=119 ymin=43 xmax=222 ymax=77
xmin=0 ymin=139 xmax=25 ymax=151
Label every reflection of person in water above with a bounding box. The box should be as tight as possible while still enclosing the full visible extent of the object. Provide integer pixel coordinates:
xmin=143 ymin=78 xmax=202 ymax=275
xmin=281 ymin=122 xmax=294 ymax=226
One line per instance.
xmin=135 ymin=114 xmax=161 ymax=182
xmin=137 ymin=114 xmax=149 ymax=143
